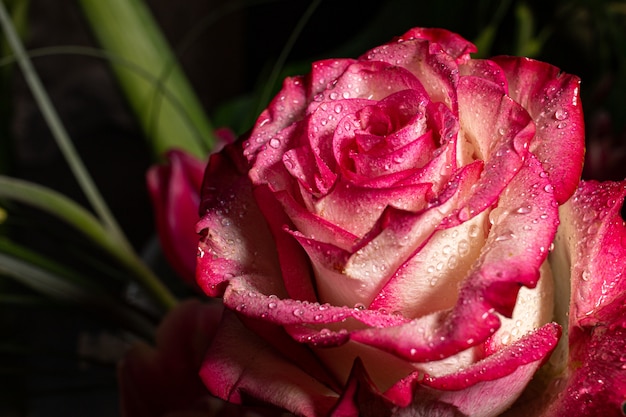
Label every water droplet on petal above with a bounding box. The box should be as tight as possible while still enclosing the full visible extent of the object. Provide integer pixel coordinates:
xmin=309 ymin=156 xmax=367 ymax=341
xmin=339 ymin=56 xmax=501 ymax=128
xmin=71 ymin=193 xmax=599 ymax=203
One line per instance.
xmin=458 ymin=240 xmax=469 ymax=256
xmin=495 ymin=230 xmax=516 ymax=242
xmin=458 ymin=207 xmax=471 ymax=222
xmin=269 ymin=138 xmax=281 ymax=148
xmin=554 ymin=108 xmax=568 ymax=120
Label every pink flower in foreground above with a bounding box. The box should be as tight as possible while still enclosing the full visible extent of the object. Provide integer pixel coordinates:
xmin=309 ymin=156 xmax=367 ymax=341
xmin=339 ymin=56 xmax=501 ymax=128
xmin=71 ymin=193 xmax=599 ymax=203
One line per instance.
xmin=193 ymin=27 xmax=623 ymax=416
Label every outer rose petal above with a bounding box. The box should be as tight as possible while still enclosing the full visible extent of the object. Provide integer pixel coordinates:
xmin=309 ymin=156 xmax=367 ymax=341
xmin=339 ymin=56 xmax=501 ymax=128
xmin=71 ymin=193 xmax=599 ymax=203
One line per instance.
xmin=383 ymin=323 xmax=560 ymax=417
xmin=493 ymin=56 xmax=584 ymax=204
xmin=541 ymin=180 xmax=626 ymax=416
xmin=196 ymin=142 xmax=287 ymax=298
xmin=200 ymin=311 xmax=339 ymax=417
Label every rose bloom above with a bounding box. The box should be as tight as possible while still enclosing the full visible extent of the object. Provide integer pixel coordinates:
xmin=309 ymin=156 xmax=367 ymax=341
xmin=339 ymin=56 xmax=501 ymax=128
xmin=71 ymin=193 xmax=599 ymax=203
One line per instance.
xmin=195 ymin=28 xmax=626 ymax=416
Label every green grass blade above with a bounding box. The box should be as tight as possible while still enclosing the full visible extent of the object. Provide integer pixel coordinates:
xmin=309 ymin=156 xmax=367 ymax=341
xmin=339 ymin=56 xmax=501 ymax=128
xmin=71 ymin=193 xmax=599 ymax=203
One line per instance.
xmin=0 ymin=175 xmax=178 ymax=311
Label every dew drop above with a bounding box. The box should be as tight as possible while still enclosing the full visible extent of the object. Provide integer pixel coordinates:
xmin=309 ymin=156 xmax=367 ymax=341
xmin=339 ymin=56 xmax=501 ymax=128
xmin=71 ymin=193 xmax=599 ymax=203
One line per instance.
xmin=469 ymin=224 xmax=481 ymax=239
xmin=269 ymin=138 xmax=281 ymax=149
xmin=458 ymin=240 xmax=470 ymax=256
xmin=516 ymin=205 xmax=532 ymax=214
xmin=582 ymin=270 xmax=591 ymax=281
xmin=393 ymin=155 xmax=405 ymax=164
xmin=268 ymin=302 xmax=277 ymax=309
xmin=554 ymin=109 xmax=568 ymax=120
xmin=495 ymin=230 xmax=515 ymax=242
xmin=354 ymin=303 xmax=366 ymax=310
xmin=458 ymin=207 xmax=471 ymax=222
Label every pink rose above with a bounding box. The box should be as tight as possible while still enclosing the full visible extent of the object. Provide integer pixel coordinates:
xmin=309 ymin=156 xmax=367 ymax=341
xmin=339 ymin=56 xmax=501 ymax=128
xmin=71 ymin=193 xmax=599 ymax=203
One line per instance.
xmin=195 ymin=28 xmax=592 ymax=416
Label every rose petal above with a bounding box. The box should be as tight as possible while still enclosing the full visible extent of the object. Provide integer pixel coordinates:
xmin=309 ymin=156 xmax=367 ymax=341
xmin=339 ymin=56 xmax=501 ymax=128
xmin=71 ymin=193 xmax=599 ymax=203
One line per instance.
xmin=328 ymin=358 xmax=395 ymax=417
xmin=273 ymin=188 xmax=359 ymax=251
xmin=541 ymin=180 xmax=626 ymax=416
xmin=370 ymin=209 xmax=489 ymax=318
xmin=312 ymin=180 xmax=433 ymax=239
xmin=385 ymin=323 xmax=560 ymax=417
xmin=361 ymin=37 xmax=460 ymax=112
xmin=459 ymin=58 xmax=508 ymax=89
xmin=221 ymin=277 xmax=407 ymax=331
xmin=245 ymin=76 xmax=308 ymax=166
xmin=196 ymin=143 xmax=286 ymax=298
xmin=545 ymin=309 xmax=626 ymax=417
xmin=398 ymin=27 xmax=477 ymax=64
xmin=306 ymin=58 xmax=356 ymax=100
xmin=492 ymin=56 xmax=585 ymax=204
xmin=339 ymin=161 xmax=483 ymax=308
xmin=446 ymin=74 xmax=535 ymax=228
xmin=200 ymin=311 xmax=339 ymax=417
xmin=555 ymin=180 xmax=626 ymax=322
xmin=315 ymin=60 xmax=429 ymax=104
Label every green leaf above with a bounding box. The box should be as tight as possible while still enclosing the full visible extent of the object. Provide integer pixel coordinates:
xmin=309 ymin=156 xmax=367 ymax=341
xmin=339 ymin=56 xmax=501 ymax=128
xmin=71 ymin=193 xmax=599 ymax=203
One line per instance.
xmin=78 ymin=0 xmax=216 ymax=158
